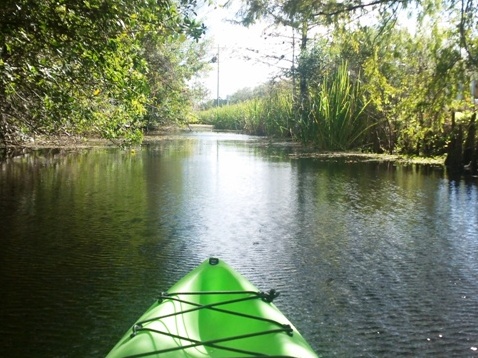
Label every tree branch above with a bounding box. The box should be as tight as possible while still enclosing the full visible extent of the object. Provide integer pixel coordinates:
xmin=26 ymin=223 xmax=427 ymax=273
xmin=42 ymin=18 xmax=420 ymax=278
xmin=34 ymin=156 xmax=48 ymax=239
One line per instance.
xmin=312 ymin=0 xmax=402 ymax=17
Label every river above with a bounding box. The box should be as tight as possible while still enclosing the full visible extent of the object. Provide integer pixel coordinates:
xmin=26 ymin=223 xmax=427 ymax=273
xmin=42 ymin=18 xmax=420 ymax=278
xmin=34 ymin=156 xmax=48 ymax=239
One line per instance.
xmin=1 ymin=131 xmax=477 ymax=357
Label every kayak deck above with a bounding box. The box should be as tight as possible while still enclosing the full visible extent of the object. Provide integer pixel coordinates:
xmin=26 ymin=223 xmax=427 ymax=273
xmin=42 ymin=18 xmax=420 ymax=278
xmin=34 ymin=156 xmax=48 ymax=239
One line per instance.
xmin=106 ymin=258 xmax=318 ymax=357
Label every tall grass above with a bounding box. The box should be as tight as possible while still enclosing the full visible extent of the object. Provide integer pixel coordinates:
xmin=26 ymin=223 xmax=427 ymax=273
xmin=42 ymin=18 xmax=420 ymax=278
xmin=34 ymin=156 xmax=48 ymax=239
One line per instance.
xmin=196 ymin=63 xmax=371 ymax=149
xmin=307 ymin=61 xmax=371 ymax=150
xmin=197 ymin=103 xmax=247 ymax=131
xmin=196 ymin=86 xmax=294 ymax=137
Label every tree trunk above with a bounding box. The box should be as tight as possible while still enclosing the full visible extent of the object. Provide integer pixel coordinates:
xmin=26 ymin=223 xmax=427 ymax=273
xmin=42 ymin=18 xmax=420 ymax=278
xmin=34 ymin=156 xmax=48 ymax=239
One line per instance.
xmin=299 ymin=22 xmax=308 ymax=116
xmin=463 ymin=112 xmax=476 ymax=173
xmin=444 ymin=111 xmax=464 ymax=176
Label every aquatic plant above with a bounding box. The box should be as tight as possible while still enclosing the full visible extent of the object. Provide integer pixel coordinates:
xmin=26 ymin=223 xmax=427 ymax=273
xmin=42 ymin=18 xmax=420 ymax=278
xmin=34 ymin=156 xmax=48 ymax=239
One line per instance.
xmin=306 ymin=61 xmax=371 ymax=150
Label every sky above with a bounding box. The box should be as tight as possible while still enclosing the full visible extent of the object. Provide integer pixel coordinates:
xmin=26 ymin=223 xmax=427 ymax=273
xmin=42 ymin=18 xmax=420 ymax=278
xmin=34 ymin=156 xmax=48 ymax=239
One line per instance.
xmin=195 ymin=2 xmax=420 ymax=101
xmin=197 ymin=2 xmax=291 ymax=100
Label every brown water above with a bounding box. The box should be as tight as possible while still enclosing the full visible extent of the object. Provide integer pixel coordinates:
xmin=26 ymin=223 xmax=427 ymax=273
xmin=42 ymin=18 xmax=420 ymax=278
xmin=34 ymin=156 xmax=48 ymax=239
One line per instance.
xmin=1 ymin=132 xmax=477 ymax=357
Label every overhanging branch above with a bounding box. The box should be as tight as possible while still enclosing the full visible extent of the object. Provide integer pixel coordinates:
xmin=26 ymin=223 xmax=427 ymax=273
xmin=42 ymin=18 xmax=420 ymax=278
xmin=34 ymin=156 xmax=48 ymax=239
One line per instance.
xmin=312 ymin=0 xmax=404 ymax=17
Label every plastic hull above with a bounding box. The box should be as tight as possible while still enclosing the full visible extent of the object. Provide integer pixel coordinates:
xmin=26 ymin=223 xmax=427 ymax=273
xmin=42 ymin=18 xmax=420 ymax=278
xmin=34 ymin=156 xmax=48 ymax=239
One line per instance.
xmin=106 ymin=258 xmax=318 ymax=357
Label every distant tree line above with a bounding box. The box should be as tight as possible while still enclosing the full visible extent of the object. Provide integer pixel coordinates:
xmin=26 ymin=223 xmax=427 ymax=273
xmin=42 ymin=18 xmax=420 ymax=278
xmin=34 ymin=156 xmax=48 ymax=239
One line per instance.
xmin=199 ymin=83 xmax=273 ymax=110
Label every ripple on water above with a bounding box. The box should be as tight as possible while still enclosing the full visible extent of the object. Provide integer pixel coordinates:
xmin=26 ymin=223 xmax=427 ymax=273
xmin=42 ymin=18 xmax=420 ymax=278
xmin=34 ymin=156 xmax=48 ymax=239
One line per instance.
xmin=1 ymin=135 xmax=478 ymax=357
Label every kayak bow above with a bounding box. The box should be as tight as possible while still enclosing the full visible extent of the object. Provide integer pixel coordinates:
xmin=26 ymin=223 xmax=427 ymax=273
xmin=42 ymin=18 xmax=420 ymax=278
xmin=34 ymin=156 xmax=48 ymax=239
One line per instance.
xmin=106 ymin=258 xmax=318 ymax=357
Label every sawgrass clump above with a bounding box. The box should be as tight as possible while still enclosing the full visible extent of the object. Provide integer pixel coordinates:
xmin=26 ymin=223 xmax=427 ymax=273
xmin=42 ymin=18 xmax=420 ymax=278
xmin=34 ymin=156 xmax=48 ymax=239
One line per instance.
xmin=197 ymin=62 xmax=371 ymax=149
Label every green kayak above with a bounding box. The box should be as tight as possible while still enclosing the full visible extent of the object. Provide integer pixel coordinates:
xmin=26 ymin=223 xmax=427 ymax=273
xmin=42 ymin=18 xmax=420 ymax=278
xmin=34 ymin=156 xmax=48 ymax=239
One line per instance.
xmin=106 ymin=258 xmax=318 ymax=357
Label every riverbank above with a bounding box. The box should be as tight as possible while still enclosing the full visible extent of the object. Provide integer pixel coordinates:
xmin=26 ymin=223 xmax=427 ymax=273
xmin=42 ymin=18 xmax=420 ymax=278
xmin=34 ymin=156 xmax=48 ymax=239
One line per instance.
xmin=3 ymin=129 xmax=445 ymax=167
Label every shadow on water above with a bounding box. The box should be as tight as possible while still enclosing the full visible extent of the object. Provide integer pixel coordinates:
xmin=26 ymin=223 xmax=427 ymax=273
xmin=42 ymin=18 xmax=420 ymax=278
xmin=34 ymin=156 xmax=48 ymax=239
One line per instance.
xmin=1 ymin=133 xmax=477 ymax=357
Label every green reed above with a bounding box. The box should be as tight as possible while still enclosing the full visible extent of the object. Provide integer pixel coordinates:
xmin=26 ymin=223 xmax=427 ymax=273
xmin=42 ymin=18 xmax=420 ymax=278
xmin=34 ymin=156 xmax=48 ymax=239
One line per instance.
xmin=306 ymin=61 xmax=371 ymax=150
xmin=197 ymin=63 xmax=371 ymax=149
xmin=197 ymin=87 xmax=294 ymax=137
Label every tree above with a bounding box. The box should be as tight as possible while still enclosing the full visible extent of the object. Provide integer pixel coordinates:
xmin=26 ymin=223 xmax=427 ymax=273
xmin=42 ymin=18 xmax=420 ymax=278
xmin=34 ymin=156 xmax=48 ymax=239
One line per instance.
xmin=236 ymin=0 xmax=477 ymax=158
xmin=0 ymin=0 xmax=205 ymax=150
xmin=142 ymin=35 xmax=209 ymax=128
xmin=238 ymin=0 xmax=320 ymax=113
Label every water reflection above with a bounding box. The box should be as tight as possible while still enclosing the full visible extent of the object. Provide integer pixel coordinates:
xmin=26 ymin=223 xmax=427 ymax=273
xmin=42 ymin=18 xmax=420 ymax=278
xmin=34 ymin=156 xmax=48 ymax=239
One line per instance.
xmin=0 ymin=133 xmax=477 ymax=357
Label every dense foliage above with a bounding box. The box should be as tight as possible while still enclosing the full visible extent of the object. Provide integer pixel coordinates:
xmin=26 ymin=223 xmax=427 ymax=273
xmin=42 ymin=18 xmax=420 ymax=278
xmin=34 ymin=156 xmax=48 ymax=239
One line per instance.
xmin=199 ymin=0 xmax=478 ymax=173
xmin=0 ymin=0 xmax=206 ymax=149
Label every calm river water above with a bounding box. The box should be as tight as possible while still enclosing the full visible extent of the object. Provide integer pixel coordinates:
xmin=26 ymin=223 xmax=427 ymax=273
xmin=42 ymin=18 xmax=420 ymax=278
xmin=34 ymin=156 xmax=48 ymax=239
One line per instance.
xmin=1 ymin=132 xmax=477 ymax=357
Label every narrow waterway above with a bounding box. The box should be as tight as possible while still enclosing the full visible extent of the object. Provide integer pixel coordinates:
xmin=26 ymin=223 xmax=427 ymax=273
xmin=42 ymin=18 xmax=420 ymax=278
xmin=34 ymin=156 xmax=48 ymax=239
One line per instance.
xmin=1 ymin=132 xmax=477 ymax=357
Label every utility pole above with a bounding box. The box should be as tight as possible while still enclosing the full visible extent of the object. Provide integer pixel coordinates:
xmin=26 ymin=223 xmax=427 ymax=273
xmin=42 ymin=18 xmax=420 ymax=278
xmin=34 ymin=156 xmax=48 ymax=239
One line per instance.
xmin=216 ymin=45 xmax=220 ymax=107
xmin=210 ymin=46 xmax=220 ymax=108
